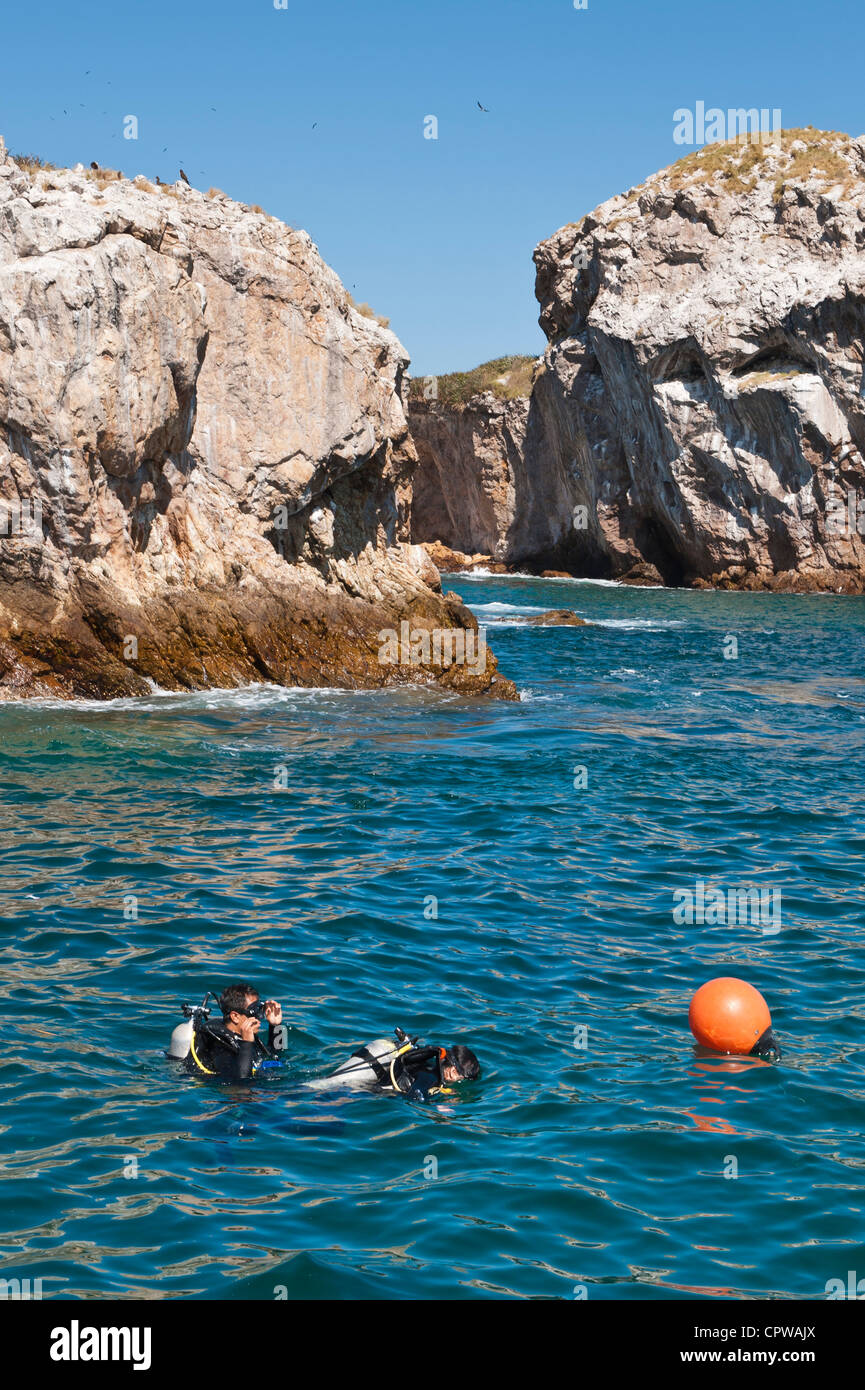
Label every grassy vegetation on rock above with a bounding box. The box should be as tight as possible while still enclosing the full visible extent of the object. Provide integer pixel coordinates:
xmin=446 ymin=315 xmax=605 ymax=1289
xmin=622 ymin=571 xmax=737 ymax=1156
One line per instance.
xmin=10 ymin=152 xmax=56 ymax=173
xmin=409 ymin=355 xmax=536 ymax=406
xmin=668 ymin=128 xmax=856 ymax=199
xmin=346 ymin=292 xmax=390 ymax=329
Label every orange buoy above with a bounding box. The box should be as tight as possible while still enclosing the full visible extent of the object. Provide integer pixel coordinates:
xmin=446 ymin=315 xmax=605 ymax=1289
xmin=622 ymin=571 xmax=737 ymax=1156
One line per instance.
xmin=689 ymin=977 xmax=777 ymax=1057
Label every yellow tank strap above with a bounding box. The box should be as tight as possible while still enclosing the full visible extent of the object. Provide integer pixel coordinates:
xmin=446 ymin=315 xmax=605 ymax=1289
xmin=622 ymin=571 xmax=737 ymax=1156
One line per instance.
xmin=389 ymin=1042 xmax=414 ymax=1092
xmin=189 ymin=1029 xmax=217 ymax=1075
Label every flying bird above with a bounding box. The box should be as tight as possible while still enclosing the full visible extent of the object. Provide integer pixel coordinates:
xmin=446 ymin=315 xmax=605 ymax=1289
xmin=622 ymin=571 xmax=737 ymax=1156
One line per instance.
xmin=312 ymin=122 xmax=317 ymax=129
xmin=477 ymin=101 xmax=489 ymax=112
xmin=179 ymin=169 xmax=190 ymax=186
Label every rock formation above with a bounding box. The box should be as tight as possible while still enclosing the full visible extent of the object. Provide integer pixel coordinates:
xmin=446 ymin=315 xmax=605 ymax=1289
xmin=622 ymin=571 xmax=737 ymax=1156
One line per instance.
xmin=409 ymin=356 xmax=558 ymax=568
xmin=411 ymin=392 xmax=530 ymax=561
xmin=0 ymin=149 xmax=515 ymax=699
xmin=418 ymin=540 xmax=508 ymax=574
xmin=412 ymin=130 xmax=865 ymax=591
xmin=517 ymin=609 xmax=586 ymax=626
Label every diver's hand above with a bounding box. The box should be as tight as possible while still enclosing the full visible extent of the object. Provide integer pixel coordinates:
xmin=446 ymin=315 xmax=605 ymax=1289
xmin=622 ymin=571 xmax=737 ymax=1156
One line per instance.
xmin=264 ymin=1000 xmax=282 ymax=1026
xmin=239 ymin=1016 xmax=260 ymax=1042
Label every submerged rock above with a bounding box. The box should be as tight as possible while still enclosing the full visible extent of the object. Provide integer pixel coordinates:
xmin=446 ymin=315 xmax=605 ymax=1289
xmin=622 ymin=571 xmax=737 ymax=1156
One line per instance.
xmin=0 ymin=148 xmax=516 ymax=700
xmin=517 ymin=609 xmax=587 ymax=626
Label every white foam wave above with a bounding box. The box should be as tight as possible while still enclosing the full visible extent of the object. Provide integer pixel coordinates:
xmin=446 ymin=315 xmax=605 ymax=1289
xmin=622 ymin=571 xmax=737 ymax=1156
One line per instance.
xmin=0 ymin=681 xmax=358 ymax=714
xmin=518 ymin=688 xmax=565 ymax=702
xmin=445 ymin=570 xmax=667 ymax=589
xmin=592 ymin=618 xmax=686 ymax=630
xmin=470 ymin=602 xmax=550 ymax=617
xmin=443 ymin=569 xmax=536 ymax=579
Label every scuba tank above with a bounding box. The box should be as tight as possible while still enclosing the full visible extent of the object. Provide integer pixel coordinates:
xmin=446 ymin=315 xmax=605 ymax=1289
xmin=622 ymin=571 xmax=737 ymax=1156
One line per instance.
xmin=304 ymin=1037 xmax=398 ymax=1092
xmin=304 ymin=1028 xmax=444 ymax=1093
xmin=165 ymin=994 xmax=217 ymax=1061
xmin=167 ymin=1017 xmax=194 ymax=1060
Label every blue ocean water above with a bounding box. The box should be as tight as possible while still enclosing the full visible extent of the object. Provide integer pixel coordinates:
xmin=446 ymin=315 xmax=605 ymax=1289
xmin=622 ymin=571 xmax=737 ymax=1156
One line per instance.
xmin=1 ymin=574 xmax=864 ymax=1301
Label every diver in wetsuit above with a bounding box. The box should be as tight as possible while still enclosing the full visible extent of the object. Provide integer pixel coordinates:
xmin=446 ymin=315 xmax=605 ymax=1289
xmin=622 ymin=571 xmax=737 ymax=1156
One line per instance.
xmin=401 ymin=1044 xmax=481 ymax=1101
xmin=185 ymin=983 xmax=284 ymax=1081
xmin=327 ymin=1033 xmax=481 ymax=1101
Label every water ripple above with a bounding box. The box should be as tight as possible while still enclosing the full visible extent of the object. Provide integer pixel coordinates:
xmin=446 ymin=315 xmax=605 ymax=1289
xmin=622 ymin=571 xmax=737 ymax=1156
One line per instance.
xmin=0 ymin=579 xmax=864 ymax=1298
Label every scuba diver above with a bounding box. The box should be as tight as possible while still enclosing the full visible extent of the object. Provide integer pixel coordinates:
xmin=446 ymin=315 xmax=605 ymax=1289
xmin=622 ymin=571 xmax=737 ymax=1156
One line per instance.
xmin=167 ymin=983 xmax=284 ymax=1081
xmin=168 ymin=996 xmax=480 ymax=1101
xmin=304 ymin=1028 xmax=481 ymax=1101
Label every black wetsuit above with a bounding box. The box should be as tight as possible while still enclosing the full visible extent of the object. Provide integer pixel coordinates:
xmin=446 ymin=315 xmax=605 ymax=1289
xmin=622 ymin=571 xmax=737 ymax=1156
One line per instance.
xmin=185 ymin=1019 xmax=280 ymax=1082
xmin=343 ymin=1043 xmax=444 ymax=1100
xmin=392 ymin=1047 xmax=447 ymax=1102
xmin=404 ymin=1067 xmax=442 ymax=1102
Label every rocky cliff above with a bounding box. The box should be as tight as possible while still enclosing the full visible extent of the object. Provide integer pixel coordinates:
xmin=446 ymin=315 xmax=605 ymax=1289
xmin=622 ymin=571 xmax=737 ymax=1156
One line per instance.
xmin=0 ymin=142 xmax=515 ymax=699
xmin=409 ymin=356 xmax=567 ymax=569
xmin=412 ymin=130 xmax=865 ymax=590
xmin=535 ymin=128 xmax=865 ymax=589
xmin=411 ymin=391 xmax=529 ymax=561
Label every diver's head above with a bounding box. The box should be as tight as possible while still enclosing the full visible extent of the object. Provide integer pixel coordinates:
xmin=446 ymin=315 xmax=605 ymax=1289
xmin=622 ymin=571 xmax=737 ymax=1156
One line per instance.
xmin=442 ymin=1045 xmax=481 ymax=1083
xmin=219 ymin=982 xmax=263 ymax=1032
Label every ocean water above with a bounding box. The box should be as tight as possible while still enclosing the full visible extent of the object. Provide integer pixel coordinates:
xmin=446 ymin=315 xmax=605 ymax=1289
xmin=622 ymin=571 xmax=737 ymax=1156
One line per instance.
xmin=2 ymin=574 xmax=864 ymax=1301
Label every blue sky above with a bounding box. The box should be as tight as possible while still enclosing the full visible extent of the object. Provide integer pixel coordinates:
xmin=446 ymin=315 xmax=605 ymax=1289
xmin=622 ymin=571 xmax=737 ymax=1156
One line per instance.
xmin=2 ymin=0 xmax=863 ymax=375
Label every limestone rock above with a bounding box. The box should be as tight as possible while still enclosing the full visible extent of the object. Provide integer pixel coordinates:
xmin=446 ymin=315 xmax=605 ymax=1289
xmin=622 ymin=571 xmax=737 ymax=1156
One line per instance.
xmin=419 ymin=540 xmax=503 ymax=572
xmin=519 ymin=609 xmax=587 ymax=626
xmin=411 ymin=131 xmax=865 ymax=592
xmin=532 ymin=129 xmax=865 ymax=590
xmin=0 ymin=154 xmax=516 ymax=699
xmin=411 ymin=393 xmax=533 ymax=560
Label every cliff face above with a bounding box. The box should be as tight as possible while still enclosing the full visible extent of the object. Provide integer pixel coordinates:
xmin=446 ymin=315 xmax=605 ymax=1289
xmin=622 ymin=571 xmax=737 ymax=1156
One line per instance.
xmin=0 ymin=145 xmax=515 ymax=699
xmin=409 ymin=356 xmax=574 ymax=568
xmin=532 ymin=130 xmax=865 ymax=589
xmin=411 ymin=131 xmax=865 ymax=590
xmin=411 ymin=393 xmax=529 ymax=560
